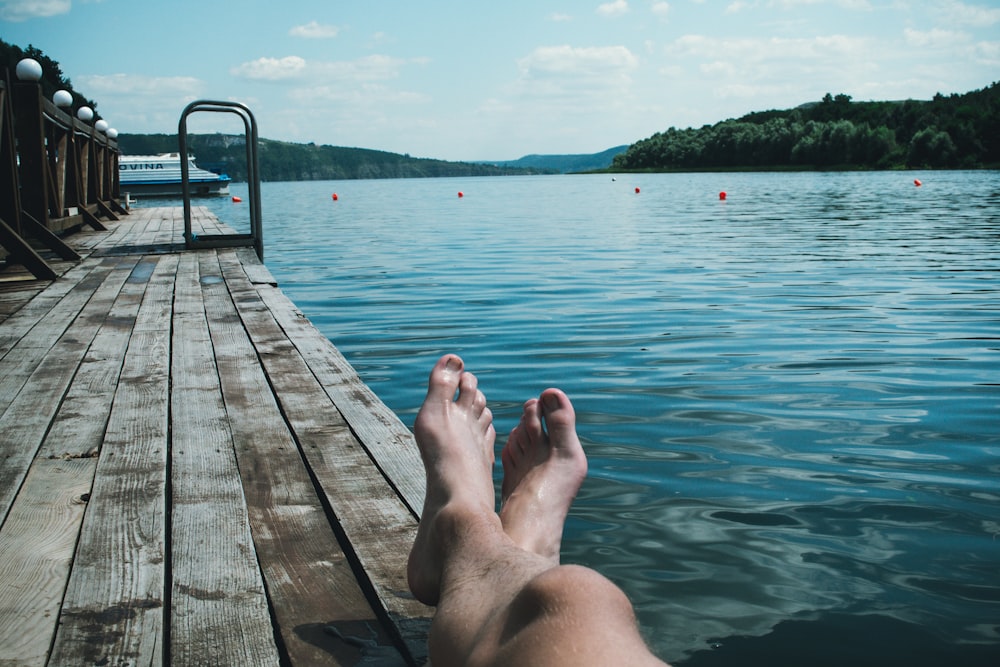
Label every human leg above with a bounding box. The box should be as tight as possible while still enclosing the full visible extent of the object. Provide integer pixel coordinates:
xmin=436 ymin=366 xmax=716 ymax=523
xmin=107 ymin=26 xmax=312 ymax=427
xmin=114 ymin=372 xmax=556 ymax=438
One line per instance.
xmin=407 ymin=354 xmax=667 ymax=666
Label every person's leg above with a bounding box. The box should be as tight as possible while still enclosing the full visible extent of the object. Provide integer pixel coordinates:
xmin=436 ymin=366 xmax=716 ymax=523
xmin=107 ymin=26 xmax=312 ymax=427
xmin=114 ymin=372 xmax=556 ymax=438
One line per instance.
xmin=407 ymin=354 xmax=667 ymax=667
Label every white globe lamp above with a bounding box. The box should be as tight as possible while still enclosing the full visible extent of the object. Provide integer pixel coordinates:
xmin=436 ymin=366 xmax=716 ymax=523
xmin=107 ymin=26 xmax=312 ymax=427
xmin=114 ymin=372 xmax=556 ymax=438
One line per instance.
xmin=15 ymin=58 xmax=43 ymax=81
xmin=53 ymin=89 xmax=73 ymax=108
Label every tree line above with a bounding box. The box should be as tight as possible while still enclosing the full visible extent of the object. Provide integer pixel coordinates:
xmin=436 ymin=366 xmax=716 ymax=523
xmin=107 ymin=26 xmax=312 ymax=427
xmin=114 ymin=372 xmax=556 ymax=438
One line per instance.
xmin=117 ymin=133 xmax=551 ymax=181
xmin=613 ymin=84 xmax=1000 ymax=171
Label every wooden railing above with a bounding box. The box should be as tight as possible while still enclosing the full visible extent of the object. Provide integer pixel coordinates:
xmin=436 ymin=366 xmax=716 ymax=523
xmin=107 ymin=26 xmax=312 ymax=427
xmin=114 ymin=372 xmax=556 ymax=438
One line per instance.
xmin=1 ymin=59 xmax=127 ymax=280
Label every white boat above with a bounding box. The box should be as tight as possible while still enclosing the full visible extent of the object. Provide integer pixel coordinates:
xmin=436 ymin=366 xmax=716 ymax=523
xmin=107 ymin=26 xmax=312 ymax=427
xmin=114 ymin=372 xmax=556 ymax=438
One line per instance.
xmin=119 ymin=153 xmax=231 ymax=196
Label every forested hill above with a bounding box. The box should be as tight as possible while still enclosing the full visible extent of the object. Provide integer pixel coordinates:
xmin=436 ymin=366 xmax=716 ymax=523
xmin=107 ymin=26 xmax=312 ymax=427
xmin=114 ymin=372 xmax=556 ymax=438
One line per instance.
xmin=613 ymin=82 xmax=1000 ymax=171
xmin=118 ymin=134 xmax=553 ymax=182
xmin=486 ymin=145 xmax=629 ymax=173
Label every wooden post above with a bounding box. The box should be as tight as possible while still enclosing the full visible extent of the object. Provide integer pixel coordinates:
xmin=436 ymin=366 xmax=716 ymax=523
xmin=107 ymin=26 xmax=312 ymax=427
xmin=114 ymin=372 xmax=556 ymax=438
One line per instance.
xmin=12 ymin=79 xmax=49 ymax=229
xmin=0 ymin=79 xmax=59 ymax=280
xmin=47 ymin=116 xmax=69 ymax=217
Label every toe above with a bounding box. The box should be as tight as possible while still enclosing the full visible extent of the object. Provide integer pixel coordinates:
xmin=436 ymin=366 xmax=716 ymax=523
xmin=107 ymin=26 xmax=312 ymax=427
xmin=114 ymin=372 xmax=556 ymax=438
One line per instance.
xmin=472 ymin=387 xmax=488 ymax=416
xmin=540 ymin=389 xmax=575 ymax=430
xmin=456 ymin=370 xmax=479 ymax=408
xmin=521 ymin=398 xmax=546 ymax=445
xmin=505 ymin=424 xmax=526 ymax=463
xmin=426 ymin=354 xmax=464 ymax=403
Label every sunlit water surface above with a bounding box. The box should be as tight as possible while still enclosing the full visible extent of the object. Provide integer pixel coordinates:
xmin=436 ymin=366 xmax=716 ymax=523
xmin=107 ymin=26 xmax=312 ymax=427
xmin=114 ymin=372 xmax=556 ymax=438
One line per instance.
xmin=142 ymin=171 xmax=1000 ymax=666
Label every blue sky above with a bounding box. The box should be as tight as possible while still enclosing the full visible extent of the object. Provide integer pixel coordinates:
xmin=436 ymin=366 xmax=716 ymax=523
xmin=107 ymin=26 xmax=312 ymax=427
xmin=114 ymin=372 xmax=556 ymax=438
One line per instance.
xmin=3 ymin=0 xmax=998 ymax=161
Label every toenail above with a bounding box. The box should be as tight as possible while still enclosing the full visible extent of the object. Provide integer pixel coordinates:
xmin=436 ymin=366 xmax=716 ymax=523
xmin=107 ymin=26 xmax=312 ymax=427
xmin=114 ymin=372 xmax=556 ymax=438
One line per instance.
xmin=542 ymin=392 xmax=560 ymax=410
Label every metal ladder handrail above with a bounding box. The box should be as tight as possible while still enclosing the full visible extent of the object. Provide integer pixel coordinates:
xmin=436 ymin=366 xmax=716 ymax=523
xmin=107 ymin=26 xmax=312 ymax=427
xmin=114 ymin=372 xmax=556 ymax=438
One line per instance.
xmin=179 ymin=100 xmax=263 ymax=261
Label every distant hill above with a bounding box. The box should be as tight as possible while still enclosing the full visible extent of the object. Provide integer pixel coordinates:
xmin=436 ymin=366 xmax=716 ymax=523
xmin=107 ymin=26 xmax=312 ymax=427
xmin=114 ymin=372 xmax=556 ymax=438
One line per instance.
xmin=483 ymin=146 xmax=629 ymax=173
xmin=116 ymin=134 xmax=553 ymax=182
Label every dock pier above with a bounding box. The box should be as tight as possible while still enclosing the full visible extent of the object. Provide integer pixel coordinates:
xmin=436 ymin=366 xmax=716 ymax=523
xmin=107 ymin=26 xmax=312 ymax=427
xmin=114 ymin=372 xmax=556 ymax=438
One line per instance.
xmin=1 ymin=56 xmax=432 ymax=665
xmin=2 ymin=56 xmax=431 ymax=665
xmin=1 ymin=205 xmax=432 ymax=665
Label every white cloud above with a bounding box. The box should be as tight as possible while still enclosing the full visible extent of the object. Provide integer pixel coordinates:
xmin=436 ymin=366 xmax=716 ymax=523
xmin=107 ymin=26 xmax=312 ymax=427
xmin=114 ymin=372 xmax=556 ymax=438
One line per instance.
xmin=289 ymin=20 xmax=340 ymax=39
xmin=518 ymin=45 xmax=638 ymax=78
xmin=550 ymin=12 xmax=573 ymax=21
xmin=597 ymin=0 xmax=629 ymax=16
xmin=230 ymin=56 xmax=307 ymax=81
xmin=903 ymin=27 xmax=968 ymax=48
xmin=79 ymin=73 xmax=203 ymax=97
xmin=651 ymin=2 xmax=671 ymax=18
xmin=663 ymin=33 xmax=883 ymax=106
xmin=938 ymin=0 xmax=1000 ymax=27
xmin=725 ymin=1 xmax=754 ymax=13
xmin=309 ymin=54 xmax=410 ymax=82
xmin=0 ymin=0 xmax=70 ymax=21
xmin=285 ymin=55 xmax=427 ymax=115
xmin=514 ymin=45 xmax=639 ymax=108
xmin=970 ymin=39 xmax=1000 ymax=66
xmin=669 ymin=33 xmax=871 ymax=62
xmin=291 ymin=83 xmax=428 ymax=107
xmin=74 ymin=73 xmax=206 ymax=133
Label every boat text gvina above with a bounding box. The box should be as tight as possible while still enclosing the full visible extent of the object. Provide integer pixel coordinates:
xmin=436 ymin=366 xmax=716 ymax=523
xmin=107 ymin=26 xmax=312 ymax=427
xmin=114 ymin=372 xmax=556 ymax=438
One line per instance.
xmin=119 ymin=153 xmax=231 ymax=196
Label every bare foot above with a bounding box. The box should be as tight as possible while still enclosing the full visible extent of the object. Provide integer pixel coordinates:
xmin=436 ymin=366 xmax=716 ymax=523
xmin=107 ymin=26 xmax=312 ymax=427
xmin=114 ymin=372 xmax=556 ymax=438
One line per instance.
xmin=500 ymin=388 xmax=588 ymax=563
xmin=407 ymin=354 xmax=497 ymax=605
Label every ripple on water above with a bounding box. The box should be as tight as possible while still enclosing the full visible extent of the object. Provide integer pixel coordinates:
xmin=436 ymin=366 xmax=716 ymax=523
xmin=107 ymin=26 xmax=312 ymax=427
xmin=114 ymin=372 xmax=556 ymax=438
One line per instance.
xmin=163 ymin=172 xmax=1000 ymax=665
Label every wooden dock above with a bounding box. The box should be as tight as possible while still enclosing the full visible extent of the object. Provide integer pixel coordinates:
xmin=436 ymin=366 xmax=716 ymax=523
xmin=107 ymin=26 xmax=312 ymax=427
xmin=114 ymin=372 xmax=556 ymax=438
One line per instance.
xmin=0 ymin=207 xmax=432 ymax=666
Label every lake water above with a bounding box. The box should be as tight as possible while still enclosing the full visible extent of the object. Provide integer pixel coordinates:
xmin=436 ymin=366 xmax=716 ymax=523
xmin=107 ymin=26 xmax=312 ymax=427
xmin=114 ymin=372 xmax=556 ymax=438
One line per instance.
xmin=141 ymin=171 xmax=1000 ymax=666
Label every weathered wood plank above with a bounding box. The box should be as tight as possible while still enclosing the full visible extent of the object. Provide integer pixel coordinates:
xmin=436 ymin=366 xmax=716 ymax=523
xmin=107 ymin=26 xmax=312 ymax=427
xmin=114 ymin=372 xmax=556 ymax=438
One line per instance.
xmin=199 ymin=250 xmax=405 ymax=666
xmin=0 ymin=458 xmax=92 ymax=667
xmin=47 ymin=253 xmax=177 ymax=666
xmin=169 ymin=251 xmax=280 ymax=666
xmin=0 ymin=256 xmax=139 ymax=527
xmin=71 ymin=206 xmax=158 ymax=253
xmin=254 ymin=281 xmax=426 ymax=516
xmin=0 ymin=256 xmax=110 ymax=363
xmin=218 ymin=250 xmax=432 ymax=664
xmin=0 ymin=287 xmax=42 ymax=334
xmin=0 ymin=255 xmax=146 ymax=665
xmin=236 ymin=246 xmax=276 ymax=285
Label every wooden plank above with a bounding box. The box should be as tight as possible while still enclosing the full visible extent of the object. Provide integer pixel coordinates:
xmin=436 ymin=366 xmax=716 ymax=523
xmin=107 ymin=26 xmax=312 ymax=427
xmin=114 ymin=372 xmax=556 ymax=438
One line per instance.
xmin=236 ymin=246 xmax=276 ymax=285
xmin=218 ymin=250 xmax=432 ymax=664
xmin=64 ymin=210 xmax=130 ymax=253
xmin=0 ymin=256 xmax=139 ymax=526
xmin=0 ymin=256 xmax=109 ymax=362
xmin=198 ymin=250 xmax=405 ymax=666
xmin=0 ymin=283 xmax=45 ymax=322
xmin=47 ymin=254 xmax=177 ymax=666
xmin=0 ymin=254 xmax=146 ymax=665
xmin=0 ymin=458 xmax=93 ymax=666
xmin=35 ymin=259 xmax=147 ymax=461
xmin=255 ymin=280 xmax=426 ymax=516
xmin=169 ymin=251 xmax=280 ymax=666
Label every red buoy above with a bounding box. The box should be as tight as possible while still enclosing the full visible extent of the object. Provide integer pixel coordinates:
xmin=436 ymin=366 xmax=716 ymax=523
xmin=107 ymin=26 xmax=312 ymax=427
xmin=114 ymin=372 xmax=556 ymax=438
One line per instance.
xmin=232 ymin=196 xmax=242 ymax=203
xmin=719 ymin=191 xmax=727 ymax=201
xmin=332 ymin=193 xmax=339 ymax=201
xmin=914 ymin=179 xmax=922 ymax=187
xmin=458 ymin=191 xmax=464 ymax=198
xmin=635 ymin=187 xmax=640 ymax=194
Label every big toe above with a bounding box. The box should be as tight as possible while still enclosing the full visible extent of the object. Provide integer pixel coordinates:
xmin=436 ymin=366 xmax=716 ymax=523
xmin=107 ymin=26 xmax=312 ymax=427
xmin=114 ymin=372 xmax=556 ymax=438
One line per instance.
xmin=425 ymin=354 xmax=464 ymax=403
xmin=540 ymin=388 xmax=576 ymax=437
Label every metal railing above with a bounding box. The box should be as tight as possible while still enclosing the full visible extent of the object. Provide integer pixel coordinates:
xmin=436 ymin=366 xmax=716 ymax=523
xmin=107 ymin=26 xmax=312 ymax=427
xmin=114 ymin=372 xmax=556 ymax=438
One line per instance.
xmin=179 ymin=100 xmax=263 ymax=261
